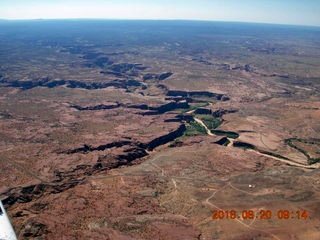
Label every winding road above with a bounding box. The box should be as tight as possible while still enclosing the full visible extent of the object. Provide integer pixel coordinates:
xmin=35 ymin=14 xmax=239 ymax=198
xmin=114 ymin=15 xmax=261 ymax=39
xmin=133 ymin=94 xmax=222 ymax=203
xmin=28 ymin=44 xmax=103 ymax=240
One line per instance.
xmin=194 ymin=117 xmax=214 ymax=136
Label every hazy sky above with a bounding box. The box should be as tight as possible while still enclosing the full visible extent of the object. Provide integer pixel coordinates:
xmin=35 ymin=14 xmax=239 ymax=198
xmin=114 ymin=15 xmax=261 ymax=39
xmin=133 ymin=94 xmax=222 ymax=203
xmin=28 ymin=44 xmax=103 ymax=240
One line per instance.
xmin=1 ymin=0 xmax=319 ymax=26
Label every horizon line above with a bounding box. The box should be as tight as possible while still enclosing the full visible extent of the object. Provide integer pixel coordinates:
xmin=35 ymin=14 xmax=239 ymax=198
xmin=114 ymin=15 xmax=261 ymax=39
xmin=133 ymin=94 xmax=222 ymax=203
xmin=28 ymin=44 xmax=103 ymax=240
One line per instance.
xmin=0 ymin=18 xmax=319 ymax=28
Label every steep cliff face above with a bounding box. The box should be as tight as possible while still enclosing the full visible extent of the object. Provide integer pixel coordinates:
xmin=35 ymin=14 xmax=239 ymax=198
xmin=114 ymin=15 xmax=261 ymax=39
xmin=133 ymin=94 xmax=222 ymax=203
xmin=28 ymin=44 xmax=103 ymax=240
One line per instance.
xmin=194 ymin=108 xmax=212 ymax=115
xmin=66 ymin=141 xmax=133 ymax=154
xmin=211 ymin=109 xmax=237 ymax=118
xmin=164 ymin=114 xmax=193 ymax=123
xmin=147 ymin=124 xmax=187 ymax=151
xmin=233 ymin=141 xmax=256 ymax=149
xmin=117 ymin=148 xmax=148 ymax=161
xmin=3 ymin=181 xmax=79 ymax=206
xmin=71 ymin=103 xmax=120 ymax=111
xmin=155 ymin=101 xmax=189 ymax=114
xmin=141 ymin=101 xmax=190 ymax=115
xmin=157 ymin=72 xmax=173 ymax=80
xmin=166 ymin=90 xmax=229 ymax=100
xmin=214 ymin=137 xmax=230 ymax=146
xmin=0 ymin=78 xmax=145 ymax=91
xmin=142 ymin=72 xmax=173 ymax=81
xmin=70 ymin=98 xmax=191 ymax=114
xmin=66 ymin=124 xmax=188 ymax=156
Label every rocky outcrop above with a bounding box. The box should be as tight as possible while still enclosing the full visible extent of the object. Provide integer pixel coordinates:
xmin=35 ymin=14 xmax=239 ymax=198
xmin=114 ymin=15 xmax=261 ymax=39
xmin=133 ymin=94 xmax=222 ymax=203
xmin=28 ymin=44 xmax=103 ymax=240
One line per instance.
xmin=71 ymin=103 xmax=120 ymax=111
xmin=127 ymin=104 xmax=149 ymax=110
xmin=66 ymin=141 xmax=133 ymax=154
xmin=214 ymin=137 xmax=230 ymax=146
xmin=67 ymin=123 xmax=187 ymax=155
xmin=194 ymin=108 xmax=212 ymax=115
xmin=100 ymin=63 xmax=147 ymax=78
xmin=192 ymin=58 xmax=213 ymax=65
xmin=94 ymin=57 xmax=113 ymax=68
xmin=142 ymin=72 xmax=173 ymax=81
xmin=70 ymin=100 xmax=189 ymax=113
xmin=156 ymin=84 xmax=169 ymax=91
xmin=212 ymin=130 xmax=239 ymax=139
xmin=117 ymin=148 xmax=148 ymax=161
xmin=157 ymin=72 xmax=173 ymax=80
xmin=165 ymin=96 xmax=193 ymax=102
xmin=143 ymin=74 xmax=154 ymax=81
xmin=233 ymin=141 xmax=256 ymax=149
xmin=164 ymin=118 xmax=181 ymax=123
xmin=141 ymin=101 xmax=190 ymax=115
xmin=156 ymin=101 xmax=189 ymax=114
xmin=166 ymin=90 xmax=229 ymax=101
xmin=0 ymin=112 xmax=13 ymax=119
xmin=164 ymin=114 xmax=193 ymax=123
xmin=231 ymin=64 xmax=254 ymax=72
xmin=0 ymin=78 xmax=145 ymax=91
xmin=93 ymin=147 xmax=149 ymax=171
xmin=109 ymin=63 xmax=147 ymax=72
xmin=21 ymin=221 xmax=48 ymax=239
xmin=176 ymin=114 xmax=194 ymax=122
xmin=2 ymin=181 xmax=80 ymax=206
xmin=211 ymin=109 xmax=237 ymax=118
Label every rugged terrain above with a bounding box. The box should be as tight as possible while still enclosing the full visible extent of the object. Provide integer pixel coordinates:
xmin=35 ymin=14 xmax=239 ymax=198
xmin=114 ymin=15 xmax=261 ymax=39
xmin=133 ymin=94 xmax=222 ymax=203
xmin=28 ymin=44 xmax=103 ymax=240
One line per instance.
xmin=0 ymin=20 xmax=319 ymax=239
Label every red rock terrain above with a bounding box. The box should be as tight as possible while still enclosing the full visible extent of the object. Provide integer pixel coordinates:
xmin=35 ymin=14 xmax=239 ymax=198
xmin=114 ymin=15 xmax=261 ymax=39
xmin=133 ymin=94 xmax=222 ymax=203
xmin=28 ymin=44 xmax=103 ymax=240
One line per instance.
xmin=0 ymin=20 xmax=320 ymax=240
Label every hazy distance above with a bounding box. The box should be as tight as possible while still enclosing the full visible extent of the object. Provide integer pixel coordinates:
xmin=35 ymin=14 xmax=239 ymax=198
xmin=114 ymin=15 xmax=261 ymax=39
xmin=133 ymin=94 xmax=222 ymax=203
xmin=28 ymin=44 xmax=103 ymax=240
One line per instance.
xmin=1 ymin=0 xmax=320 ymax=27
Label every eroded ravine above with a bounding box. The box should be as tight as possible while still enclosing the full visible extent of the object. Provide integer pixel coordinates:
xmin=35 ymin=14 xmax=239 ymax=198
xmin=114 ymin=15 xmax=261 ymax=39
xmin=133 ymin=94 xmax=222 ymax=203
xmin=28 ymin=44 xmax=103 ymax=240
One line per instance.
xmin=195 ymin=117 xmax=320 ymax=169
